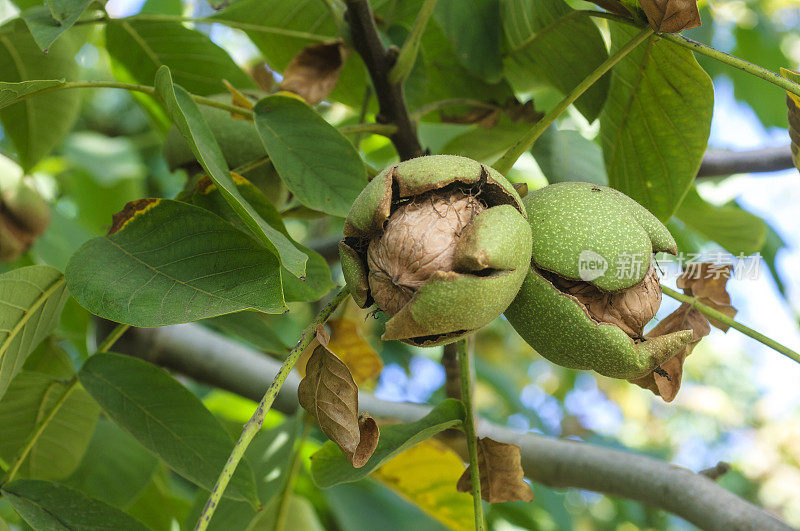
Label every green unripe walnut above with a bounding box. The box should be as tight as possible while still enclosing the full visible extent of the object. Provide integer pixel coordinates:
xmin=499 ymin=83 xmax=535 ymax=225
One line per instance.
xmin=504 ymin=182 xmax=693 ymax=379
xmin=163 ymin=94 xmax=288 ymax=206
xmin=340 ymin=155 xmax=532 ymax=347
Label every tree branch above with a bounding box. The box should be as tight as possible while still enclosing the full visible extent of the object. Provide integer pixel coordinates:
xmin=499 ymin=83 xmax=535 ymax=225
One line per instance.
xmin=697 ymin=145 xmax=795 ymax=178
xmin=345 ymin=0 xmax=423 ymax=160
xmin=114 ymin=323 xmax=791 ymax=531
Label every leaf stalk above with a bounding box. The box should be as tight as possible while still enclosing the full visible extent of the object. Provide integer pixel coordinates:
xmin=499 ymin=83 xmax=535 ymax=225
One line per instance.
xmin=458 ymin=337 xmax=485 ymax=531
xmin=194 ymin=287 xmax=350 ymax=531
xmin=661 ymin=285 xmax=800 ymax=364
xmin=493 ymin=26 xmax=654 ymax=175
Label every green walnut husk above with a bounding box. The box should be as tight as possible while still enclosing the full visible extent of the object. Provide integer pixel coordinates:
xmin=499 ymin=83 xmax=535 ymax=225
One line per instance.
xmin=163 ymin=93 xmax=288 ymax=206
xmin=340 ymin=155 xmax=532 ymax=347
xmin=504 ymin=182 xmax=693 ymax=379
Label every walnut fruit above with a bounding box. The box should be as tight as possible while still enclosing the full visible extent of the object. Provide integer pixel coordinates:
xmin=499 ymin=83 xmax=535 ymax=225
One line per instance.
xmin=340 ymin=155 xmax=532 ymax=346
xmin=504 ymin=182 xmax=694 ymax=379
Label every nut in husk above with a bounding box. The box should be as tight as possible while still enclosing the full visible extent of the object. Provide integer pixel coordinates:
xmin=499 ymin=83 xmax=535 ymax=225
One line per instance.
xmin=0 ymin=177 xmax=51 ymax=262
xmin=504 ymin=182 xmax=694 ymax=380
xmin=339 ymin=155 xmax=532 ymax=347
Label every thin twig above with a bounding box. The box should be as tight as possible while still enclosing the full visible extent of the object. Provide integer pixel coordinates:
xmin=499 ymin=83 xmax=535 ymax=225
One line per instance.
xmin=661 ymin=285 xmax=800 ymax=364
xmin=388 ymin=0 xmax=438 ymax=84
xmin=493 ymin=26 xmax=654 ymax=175
xmin=194 ymin=287 xmax=349 ymax=531
xmin=458 ymin=338 xmax=485 ymax=530
xmin=345 ymin=0 xmax=423 ymax=160
xmin=574 ymin=10 xmax=800 ymax=99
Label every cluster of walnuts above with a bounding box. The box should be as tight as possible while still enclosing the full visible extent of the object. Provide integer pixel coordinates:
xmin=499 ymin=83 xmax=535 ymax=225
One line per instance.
xmin=340 ymin=155 xmax=693 ymax=382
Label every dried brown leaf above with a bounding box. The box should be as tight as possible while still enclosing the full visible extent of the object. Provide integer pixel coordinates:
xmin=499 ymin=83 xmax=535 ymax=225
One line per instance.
xmin=503 ymin=98 xmax=543 ymax=124
xmin=279 ymin=40 xmax=346 ymax=105
xmin=250 ymin=62 xmax=275 ymax=92
xmin=348 ymin=413 xmax=379 ymax=468
xmin=441 ymin=108 xmax=500 ymax=128
xmin=677 ymin=262 xmax=737 ymax=331
xmin=297 ymin=345 xmax=379 ymax=467
xmin=298 ymin=345 xmax=360 ymax=454
xmin=456 ymin=438 xmax=534 ymax=503
xmin=326 ymin=318 xmax=383 ymax=385
xmin=640 ymin=0 xmax=701 ymax=33
xmin=629 ymin=302 xmax=710 ymax=401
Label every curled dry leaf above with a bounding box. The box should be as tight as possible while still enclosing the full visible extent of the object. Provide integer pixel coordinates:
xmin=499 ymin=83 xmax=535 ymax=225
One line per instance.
xmin=279 ymin=40 xmax=347 ymax=105
xmin=639 ymin=0 xmax=701 ymax=33
xmin=349 ymin=413 xmax=379 ymax=468
xmin=250 ymin=62 xmax=275 ymax=93
xmin=629 ymin=302 xmax=710 ymax=401
xmin=326 ymin=318 xmax=383 ymax=385
xmin=297 ymin=344 xmax=379 ymax=467
xmin=677 ymin=262 xmax=737 ymax=331
xmin=456 ymin=437 xmax=534 ymax=503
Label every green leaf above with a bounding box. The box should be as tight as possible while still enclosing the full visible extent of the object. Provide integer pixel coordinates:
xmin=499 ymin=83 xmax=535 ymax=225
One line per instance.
xmin=531 ymin=126 xmax=607 ymax=185
xmin=732 ymin=20 xmax=792 ymax=129
xmin=211 ymin=0 xmax=335 ymax=76
xmin=155 ymin=67 xmax=308 ymax=278
xmin=63 ymin=420 xmax=159 ymax=508
xmin=184 ymin=416 xmax=303 ymax=530
xmin=105 ymin=19 xmax=254 ymax=96
xmin=434 ymin=0 xmax=502 ymax=83
xmin=203 ymin=312 xmax=289 ymax=355
xmin=21 ymin=0 xmax=94 ymax=52
xmin=0 ymin=79 xmax=65 ymax=109
xmin=439 ymin=118 xmax=529 ymax=166
xmin=0 ymin=265 xmax=69 ymax=401
xmin=0 ymin=19 xmax=80 ymax=170
xmin=125 ymin=466 xmax=193 ymax=531
xmin=761 ymin=224 xmax=787 ymax=298
xmin=185 ymin=174 xmax=334 ymax=302
xmin=65 ymin=199 xmax=287 ymax=327
xmin=600 ymin=23 xmax=713 ymax=221
xmin=2 ymin=479 xmax=148 ymax=530
xmin=325 ymin=479 xmax=449 ymax=531
xmin=254 ymin=94 xmax=367 ymax=217
xmin=310 ymin=399 xmax=465 ymax=488
xmin=78 ymin=353 xmax=260 ymax=505
xmin=0 ymin=371 xmax=99 ymax=480
xmin=675 ymin=187 xmax=767 ymax=256
xmin=501 ymin=0 xmax=609 ymax=122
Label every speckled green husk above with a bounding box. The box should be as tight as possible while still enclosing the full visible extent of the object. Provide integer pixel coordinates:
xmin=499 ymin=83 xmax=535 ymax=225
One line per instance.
xmin=163 ymin=94 xmax=287 ymax=205
xmin=340 ymin=155 xmax=532 ymax=347
xmin=505 ymin=182 xmax=693 ymax=379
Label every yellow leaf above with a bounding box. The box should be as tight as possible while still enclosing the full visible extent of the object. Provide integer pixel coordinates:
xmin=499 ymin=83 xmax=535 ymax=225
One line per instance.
xmin=221 ymin=79 xmax=253 ymax=120
xmin=373 ymin=439 xmax=474 ymax=531
xmin=326 ymin=318 xmax=383 ymax=385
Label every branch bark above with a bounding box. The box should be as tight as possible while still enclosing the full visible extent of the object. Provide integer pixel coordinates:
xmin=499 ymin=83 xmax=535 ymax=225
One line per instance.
xmin=114 ymin=323 xmax=791 ymax=531
xmin=345 ymin=0 xmax=423 ymax=160
xmin=697 ymin=145 xmax=795 ymax=178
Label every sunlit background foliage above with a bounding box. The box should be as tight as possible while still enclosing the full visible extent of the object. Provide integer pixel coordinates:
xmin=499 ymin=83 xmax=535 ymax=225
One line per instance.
xmin=0 ymin=0 xmax=799 ymax=528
